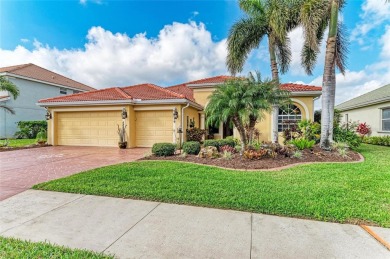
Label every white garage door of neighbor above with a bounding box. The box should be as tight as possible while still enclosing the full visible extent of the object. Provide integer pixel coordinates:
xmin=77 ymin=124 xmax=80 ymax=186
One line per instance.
xmin=57 ymin=111 xmax=122 ymax=147
xmin=135 ymin=110 xmax=173 ymax=147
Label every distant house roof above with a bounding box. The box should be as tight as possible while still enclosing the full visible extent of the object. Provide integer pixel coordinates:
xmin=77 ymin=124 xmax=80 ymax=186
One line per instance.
xmin=0 ymin=63 xmax=95 ymax=92
xmin=336 ymin=84 xmax=390 ymax=111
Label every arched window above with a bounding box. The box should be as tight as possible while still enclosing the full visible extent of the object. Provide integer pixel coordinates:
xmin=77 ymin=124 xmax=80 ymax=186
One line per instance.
xmin=278 ymin=104 xmax=302 ymax=132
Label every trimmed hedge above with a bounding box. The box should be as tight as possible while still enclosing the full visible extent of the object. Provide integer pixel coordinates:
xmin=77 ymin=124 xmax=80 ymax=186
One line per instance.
xmin=183 ymin=141 xmax=201 ymax=155
xmin=363 ymin=136 xmax=390 ymax=146
xmin=204 ymin=139 xmax=235 ymax=150
xmin=14 ymin=121 xmax=47 ymax=139
xmin=152 ymin=143 xmax=176 ymax=156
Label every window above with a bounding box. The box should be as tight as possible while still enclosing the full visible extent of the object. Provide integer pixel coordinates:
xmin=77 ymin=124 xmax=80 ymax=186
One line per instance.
xmin=382 ymin=108 xmax=390 ymax=131
xmin=278 ymin=104 xmax=302 ymax=132
xmin=60 ymin=88 xmax=67 ymax=95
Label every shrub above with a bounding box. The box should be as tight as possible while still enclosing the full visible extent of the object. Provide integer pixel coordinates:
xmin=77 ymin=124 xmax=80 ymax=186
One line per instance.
xmin=333 ymin=127 xmax=362 ymax=150
xmin=220 ymin=145 xmax=236 ymax=153
xmin=204 ymin=138 xmax=235 ymax=150
xmin=152 ymin=143 xmax=176 ymax=156
xmin=14 ymin=121 xmax=47 ymax=139
xmin=292 ymin=150 xmax=302 ymax=159
xmin=186 ymin=128 xmax=206 ymax=142
xmin=363 ymin=136 xmax=390 ymax=146
xmin=182 ymin=141 xmax=201 ymax=155
xmin=225 ymin=136 xmax=240 ymax=146
xmin=356 ymin=122 xmax=371 ymax=138
xmin=243 ymin=148 xmax=268 ymax=160
xmin=289 ymin=139 xmax=315 ymax=150
xmin=222 ymin=151 xmax=233 ymax=160
xmin=36 ymin=130 xmax=47 ymax=142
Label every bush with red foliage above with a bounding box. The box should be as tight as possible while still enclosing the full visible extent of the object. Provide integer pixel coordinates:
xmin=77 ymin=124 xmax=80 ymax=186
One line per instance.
xmin=356 ymin=122 xmax=371 ymax=137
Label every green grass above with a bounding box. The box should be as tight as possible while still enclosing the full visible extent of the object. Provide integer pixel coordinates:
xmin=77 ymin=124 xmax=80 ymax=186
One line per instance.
xmin=2 ymin=139 xmax=36 ymax=147
xmin=0 ymin=236 xmax=113 ymax=258
xmin=34 ymin=144 xmax=390 ymax=227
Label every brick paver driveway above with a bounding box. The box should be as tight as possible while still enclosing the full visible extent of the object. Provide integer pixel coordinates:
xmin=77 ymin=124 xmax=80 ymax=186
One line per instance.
xmin=0 ymin=146 xmax=149 ymax=201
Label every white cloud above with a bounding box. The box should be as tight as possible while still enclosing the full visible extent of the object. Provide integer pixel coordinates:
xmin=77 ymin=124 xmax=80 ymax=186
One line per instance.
xmin=20 ymin=39 xmax=29 ymax=43
xmin=351 ymin=0 xmax=390 ymax=45
xmin=288 ymin=27 xmax=327 ymax=76
xmin=79 ymin=0 xmax=103 ymax=5
xmin=0 ymin=22 xmax=228 ymax=88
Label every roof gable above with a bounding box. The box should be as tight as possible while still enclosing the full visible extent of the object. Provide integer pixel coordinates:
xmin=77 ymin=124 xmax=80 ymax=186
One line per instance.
xmin=0 ymin=63 xmax=95 ymax=92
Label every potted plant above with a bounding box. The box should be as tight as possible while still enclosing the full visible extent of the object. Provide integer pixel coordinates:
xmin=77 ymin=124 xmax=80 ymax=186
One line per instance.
xmin=36 ymin=130 xmax=47 ymax=146
xmin=117 ymin=122 xmax=127 ymax=149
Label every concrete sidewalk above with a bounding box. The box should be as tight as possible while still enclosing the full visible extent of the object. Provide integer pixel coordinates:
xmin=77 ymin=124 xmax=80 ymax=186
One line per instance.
xmin=0 ymin=190 xmax=389 ymax=258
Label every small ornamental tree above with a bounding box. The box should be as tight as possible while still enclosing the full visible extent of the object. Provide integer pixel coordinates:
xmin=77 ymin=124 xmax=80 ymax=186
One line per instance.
xmin=356 ymin=122 xmax=371 ymax=138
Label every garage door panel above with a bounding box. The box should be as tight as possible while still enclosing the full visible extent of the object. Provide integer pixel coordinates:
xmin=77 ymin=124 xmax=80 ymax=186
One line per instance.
xmin=135 ymin=111 xmax=173 ymax=147
xmin=57 ymin=111 xmax=122 ymax=147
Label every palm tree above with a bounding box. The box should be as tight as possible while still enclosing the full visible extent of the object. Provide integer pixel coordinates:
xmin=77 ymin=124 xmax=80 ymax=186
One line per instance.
xmin=0 ymin=75 xmax=20 ymax=114
xmin=245 ymin=72 xmax=290 ymax=144
xmin=299 ymin=0 xmax=348 ymax=150
xmin=205 ymin=79 xmax=249 ymax=149
xmin=227 ymin=0 xmax=298 ymax=143
xmin=205 ymin=74 xmax=290 ymax=150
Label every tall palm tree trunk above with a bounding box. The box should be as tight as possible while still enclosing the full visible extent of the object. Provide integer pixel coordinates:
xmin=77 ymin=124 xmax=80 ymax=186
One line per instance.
xmin=269 ymin=37 xmax=280 ymax=143
xmin=320 ymin=0 xmax=338 ymax=150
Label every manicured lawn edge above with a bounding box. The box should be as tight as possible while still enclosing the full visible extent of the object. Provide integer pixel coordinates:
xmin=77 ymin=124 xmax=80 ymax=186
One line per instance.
xmin=0 ymin=236 xmax=113 ymax=258
xmin=142 ymin=152 xmax=364 ymax=172
xmin=33 ymin=144 xmax=390 ymax=227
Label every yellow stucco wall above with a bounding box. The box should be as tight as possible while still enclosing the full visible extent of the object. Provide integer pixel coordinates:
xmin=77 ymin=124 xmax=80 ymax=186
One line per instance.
xmin=193 ymin=89 xmax=215 ymax=107
xmin=183 ymin=106 xmax=200 ymax=141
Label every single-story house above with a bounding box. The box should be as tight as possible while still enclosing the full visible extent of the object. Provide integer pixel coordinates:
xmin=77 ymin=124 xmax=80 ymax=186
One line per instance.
xmin=0 ymin=63 xmax=95 ymax=137
xmin=336 ymin=84 xmax=390 ymax=136
xmin=38 ymin=76 xmax=322 ymax=147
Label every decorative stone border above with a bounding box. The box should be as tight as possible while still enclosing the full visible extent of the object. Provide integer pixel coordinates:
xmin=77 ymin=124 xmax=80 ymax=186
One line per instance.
xmin=141 ymin=153 xmax=365 ymax=172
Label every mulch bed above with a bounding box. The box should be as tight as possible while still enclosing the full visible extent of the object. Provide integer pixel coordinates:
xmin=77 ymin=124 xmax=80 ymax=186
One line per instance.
xmin=141 ymin=146 xmax=362 ymax=170
xmin=0 ymin=144 xmax=51 ymax=152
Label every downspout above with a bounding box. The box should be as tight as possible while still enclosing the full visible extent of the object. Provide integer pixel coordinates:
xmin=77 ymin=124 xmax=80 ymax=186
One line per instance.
xmin=181 ymin=102 xmax=190 ymax=144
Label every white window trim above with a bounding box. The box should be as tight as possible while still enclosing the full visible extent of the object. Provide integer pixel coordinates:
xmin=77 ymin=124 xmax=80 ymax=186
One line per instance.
xmin=381 ymin=107 xmax=390 ymax=132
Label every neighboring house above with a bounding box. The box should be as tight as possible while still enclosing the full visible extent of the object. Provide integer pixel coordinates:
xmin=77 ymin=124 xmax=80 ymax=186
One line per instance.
xmin=0 ymin=63 xmax=95 ymax=137
xmin=38 ymin=76 xmax=321 ymax=148
xmin=336 ymin=84 xmax=390 ymax=136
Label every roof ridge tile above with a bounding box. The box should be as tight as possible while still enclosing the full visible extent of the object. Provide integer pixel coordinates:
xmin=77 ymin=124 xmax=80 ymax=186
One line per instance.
xmin=115 ymin=87 xmax=132 ymax=99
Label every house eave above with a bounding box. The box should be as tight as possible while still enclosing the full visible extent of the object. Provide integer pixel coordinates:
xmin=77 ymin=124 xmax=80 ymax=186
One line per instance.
xmin=37 ymin=98 xmax=203 ymax=110
xmin=289 ymin=91 xmax=322 ymax=97
xmin=336 ymin=97 xmax=390 ymax=112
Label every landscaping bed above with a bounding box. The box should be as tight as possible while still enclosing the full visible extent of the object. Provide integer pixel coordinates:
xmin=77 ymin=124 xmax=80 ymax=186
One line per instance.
xmin=0 ymin=143 xmax=50 ymax=152
xmin=142 ymin=145 xmax=361 ymax=170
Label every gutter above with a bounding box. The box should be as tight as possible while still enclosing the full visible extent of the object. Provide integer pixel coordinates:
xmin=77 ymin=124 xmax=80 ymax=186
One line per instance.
xmin=37 ymin=98 xmax=204 ymax=110
xmin=336 ymin=97 xmax=390 ymax=112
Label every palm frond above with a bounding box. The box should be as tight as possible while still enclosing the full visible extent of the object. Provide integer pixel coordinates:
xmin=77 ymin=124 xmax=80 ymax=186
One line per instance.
xmin=239 ymin=0 xmax=265 ymax=16
xmin=300 ymin=0 xmax=331 ymax=50
xmin=300 ymin=16 xmax=327 ymax=75
xmin=226 ymin=17 xmax=268 ymax=74
xmin=335 ymin=21 xmax=349 ymax=75
xmin=0 ymin=105 xmax=15 ymax=114
xmin=0 ymin=76 xmax=20 ymax=99
xmin=274 ymin=36 xmax=292 ymax=74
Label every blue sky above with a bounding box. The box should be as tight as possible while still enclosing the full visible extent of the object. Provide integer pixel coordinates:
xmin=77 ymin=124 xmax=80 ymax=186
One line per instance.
xmin=0 ymin=0 xmax=389 ymax=106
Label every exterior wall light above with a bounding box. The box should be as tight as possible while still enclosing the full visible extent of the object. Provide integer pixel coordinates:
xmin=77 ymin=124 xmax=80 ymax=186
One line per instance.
xmin=173 ymin=108 xmax=178 ymax=120
xmin=121 ymin=108 xmax=128 ymax=119
xmin=45 ymin=109 xmax=52 ymax=120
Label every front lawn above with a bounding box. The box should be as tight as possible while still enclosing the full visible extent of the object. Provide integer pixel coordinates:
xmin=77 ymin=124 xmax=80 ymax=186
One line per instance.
xmin=0 ymin=237 xmax=112 ymax=258
xmin=2 ymin=138 xmax=36 ymax=147
xmin=34 ymin=144 xmax=390 ymax=227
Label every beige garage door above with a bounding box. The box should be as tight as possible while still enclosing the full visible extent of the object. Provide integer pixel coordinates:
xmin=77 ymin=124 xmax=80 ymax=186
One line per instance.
xmin=135 ymin=110 xmax=173 ymax=147
xmin=57 ymin=111 xmax=122 ymax=147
